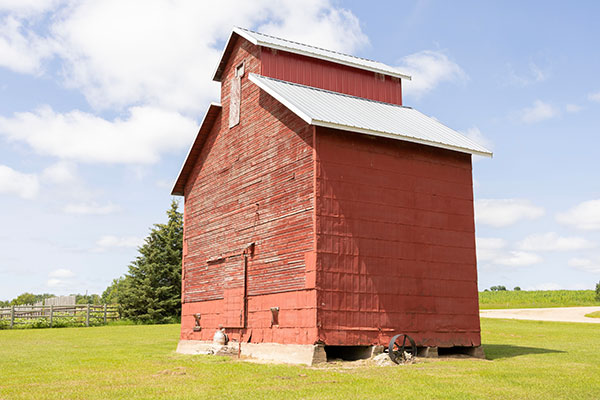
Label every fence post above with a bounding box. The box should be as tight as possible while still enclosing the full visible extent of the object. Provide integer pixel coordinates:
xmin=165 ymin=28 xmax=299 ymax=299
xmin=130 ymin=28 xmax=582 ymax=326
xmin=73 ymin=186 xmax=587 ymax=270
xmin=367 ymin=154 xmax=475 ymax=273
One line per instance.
xmin=86 ymin=304 xmax=90 ymax=327
xmin=10 ymin=305 xmax=14 ymax=328
xmin=103 ymin=304 xmax=107 ymax=324
xmin=50 ymin=305 xmax=54 ymax=328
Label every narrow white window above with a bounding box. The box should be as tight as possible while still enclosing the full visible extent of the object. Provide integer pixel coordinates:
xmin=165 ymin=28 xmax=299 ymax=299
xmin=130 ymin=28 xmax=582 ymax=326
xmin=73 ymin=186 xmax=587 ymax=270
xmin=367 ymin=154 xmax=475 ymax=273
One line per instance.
xmin=229 ymin=62 xmax=244 ymax=128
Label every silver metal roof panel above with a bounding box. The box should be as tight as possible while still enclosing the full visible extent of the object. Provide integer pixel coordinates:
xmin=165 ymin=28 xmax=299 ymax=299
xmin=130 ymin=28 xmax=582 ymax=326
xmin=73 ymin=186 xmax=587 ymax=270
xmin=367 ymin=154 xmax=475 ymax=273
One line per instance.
xmin=248 ymin=73 xmax=493 ymax=158
xmin=213 ymin=27 xmax=411 ymax=82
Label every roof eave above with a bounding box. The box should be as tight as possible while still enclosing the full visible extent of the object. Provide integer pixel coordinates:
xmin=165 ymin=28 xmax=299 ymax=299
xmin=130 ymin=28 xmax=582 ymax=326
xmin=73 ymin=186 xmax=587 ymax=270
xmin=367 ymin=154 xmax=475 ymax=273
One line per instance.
xmin=171 ymin=103 xmax=222 ymax=196
xmin=311 ymin=119 xmax=493 ymax=158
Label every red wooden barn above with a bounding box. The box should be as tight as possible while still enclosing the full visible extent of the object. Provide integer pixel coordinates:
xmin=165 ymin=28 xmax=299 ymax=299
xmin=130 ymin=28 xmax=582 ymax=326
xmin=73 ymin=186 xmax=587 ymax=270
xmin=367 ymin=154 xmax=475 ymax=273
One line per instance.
xmin=172 ymin=27 xmax=492 ymax=364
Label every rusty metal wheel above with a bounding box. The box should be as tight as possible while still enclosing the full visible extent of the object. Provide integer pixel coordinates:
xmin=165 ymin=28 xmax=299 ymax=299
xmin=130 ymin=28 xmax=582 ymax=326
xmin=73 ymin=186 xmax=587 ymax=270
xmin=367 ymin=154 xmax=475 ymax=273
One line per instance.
xmin=388 ymin=333 xmax=417 ymax=364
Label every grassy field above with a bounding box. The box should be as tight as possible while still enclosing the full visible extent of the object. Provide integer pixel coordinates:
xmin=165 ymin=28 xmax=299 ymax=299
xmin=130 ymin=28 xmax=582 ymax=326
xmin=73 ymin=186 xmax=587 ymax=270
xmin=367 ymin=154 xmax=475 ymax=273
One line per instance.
xmin=1 ymin=320 xmax=599 ymax=399
xmin=479 ymin=289 xmax=600 ymax=309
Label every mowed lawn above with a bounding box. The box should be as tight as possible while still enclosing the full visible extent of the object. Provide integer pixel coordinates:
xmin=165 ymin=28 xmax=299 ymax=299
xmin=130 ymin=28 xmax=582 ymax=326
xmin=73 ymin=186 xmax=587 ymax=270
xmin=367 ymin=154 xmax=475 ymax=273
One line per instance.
xmin=1 ymin=319 xmax=599 ymax=399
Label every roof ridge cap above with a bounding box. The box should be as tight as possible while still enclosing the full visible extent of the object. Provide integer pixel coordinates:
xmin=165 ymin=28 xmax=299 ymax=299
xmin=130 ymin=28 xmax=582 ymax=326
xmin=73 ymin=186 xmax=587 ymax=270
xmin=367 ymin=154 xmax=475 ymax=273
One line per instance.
xmin=235 ymin=26 xmax=381 ymax=65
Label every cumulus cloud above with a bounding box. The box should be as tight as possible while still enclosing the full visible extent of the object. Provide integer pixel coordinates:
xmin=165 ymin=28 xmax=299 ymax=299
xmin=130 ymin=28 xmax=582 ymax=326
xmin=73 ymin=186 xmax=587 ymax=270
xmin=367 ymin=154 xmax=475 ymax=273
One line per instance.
xmin=48 ymin=268 xmax=75 ymax=278
xmin=476 ymin=237 xmax=507 ymax=262
xmin=0 ymin=0 xmax=368 ymax=165
xmin=0 ymin=106 xmax=198 ymax=164
xmin=63 ymin=201 xmax=119 ymax=215
xmin=35 ymin=0 xmax=368 ymax=113
xmin=41 ymin=161 xmax=77 ymax=184
xmin=556 ymin=199 xmax=600 ymax=230
xmin=517 ymin=232 xmax=595 ymax=251
xmin=47 ymin=267 xmax=75 ymax=288
xmin=475 ymin=199 xmax=544 ymax=228
xmin=397 ymin=50 xmax=467 ymax=98
xmin=506 ymin=61 xmax=549 ymax=87
xmin=565 ymin=104 xmax=582 ymax=113
xmin=462 ymin=127 xmax=493 ymax=161
xmin=568 ymin=257 xmax=600 ymax=274
xmin=0 ymin=164 xmax=39 ymax=199
xmin=495 ymin=251 xmax=542 ymax=267
xmin=476 ymin=237 xmax=541 ymax=267
xmin=588 ymin=91 xmax=600 ymax=102
xmin=519 ymin=100 xmax=559 ymax=123
xmin=0 ymin=15 xmax=55 ymax=74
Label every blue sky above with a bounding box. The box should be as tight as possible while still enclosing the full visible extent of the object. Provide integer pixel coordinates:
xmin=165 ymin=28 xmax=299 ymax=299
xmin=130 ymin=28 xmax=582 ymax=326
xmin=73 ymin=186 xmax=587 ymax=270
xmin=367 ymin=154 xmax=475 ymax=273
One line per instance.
xmin=1 ymin=0 xmax=599 ymax=300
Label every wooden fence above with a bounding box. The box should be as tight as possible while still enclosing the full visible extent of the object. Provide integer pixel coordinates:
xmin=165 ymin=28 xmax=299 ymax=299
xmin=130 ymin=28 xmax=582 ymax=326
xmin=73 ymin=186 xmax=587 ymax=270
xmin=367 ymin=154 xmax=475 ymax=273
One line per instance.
xmin=0 ymin=304 xmax=120 ymax=328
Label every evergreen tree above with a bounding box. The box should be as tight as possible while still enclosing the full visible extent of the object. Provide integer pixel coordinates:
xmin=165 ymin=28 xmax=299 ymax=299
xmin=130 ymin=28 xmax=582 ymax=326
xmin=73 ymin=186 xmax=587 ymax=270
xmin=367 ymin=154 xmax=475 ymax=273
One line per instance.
xmin=101 ymin=277 xmax=125 ymax=304
xmin=119 ymin=200 xmax=183 ymax=323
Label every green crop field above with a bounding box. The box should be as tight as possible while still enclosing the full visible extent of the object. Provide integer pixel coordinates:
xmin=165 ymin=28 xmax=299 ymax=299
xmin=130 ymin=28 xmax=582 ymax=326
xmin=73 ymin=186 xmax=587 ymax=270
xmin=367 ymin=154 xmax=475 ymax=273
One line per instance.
xmin=479 ymin=289 xmax=600 ymax=309
xmin=1 ymin=319 xmax=599 ymax=399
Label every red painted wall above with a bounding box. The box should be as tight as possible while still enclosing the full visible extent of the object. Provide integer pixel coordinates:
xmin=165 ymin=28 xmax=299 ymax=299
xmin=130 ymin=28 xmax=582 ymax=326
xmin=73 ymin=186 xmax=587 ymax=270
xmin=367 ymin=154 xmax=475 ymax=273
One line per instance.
xmin=181 ymin=36 xmax=318 ymax=344
xmin=261 ymin=47 xmax=403 ymax=105
xmin=180 ymin=35 xmax=480 ymax=349
xmin=314 ymin=127 xmax=481 ymax=348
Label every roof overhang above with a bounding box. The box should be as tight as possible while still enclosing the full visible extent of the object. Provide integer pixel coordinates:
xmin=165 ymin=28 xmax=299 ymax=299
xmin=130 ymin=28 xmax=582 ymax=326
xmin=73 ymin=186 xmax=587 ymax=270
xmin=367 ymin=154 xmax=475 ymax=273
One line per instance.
xmin=213 ymin=27 xmax=412 ymax=82
xmin=171 ymin=103 xmax=222 ymax=196
xmin=248 ymin=73 xmax=493 ymax=158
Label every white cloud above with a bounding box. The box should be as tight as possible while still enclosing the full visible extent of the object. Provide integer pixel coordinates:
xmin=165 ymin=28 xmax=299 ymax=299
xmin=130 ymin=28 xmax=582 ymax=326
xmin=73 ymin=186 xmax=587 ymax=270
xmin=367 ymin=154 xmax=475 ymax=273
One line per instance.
xmin=397 ymin=50 xmax=467 ymax=98
xmin=476 ymin=237 xmax=541 ymax=267
xmin=495 ymin=251 xmax=542 ymax=267
xmin=519 ymin=100 xmax=559 ymax=123
xmin=0 ymin=15 xmax=55 ymax=74
xmin=0 ymin=105 xmax=198 ymax=164
xmin=0 ymin=164 xmax=39 ymax=199
xmin=475 ymin=199 xmax=544 ymax=228
xmin=0 ymin=0 xmax=62 ymax=16
xmin=588 ymin=91 xmax=600 ymax=102
xmin=507 ymin=61 xmax=549 ymax=87
xmin=462 ymin=127 xmax=493 ymax=161
xmin=48 ymin=268 xmax=75 ymax=278
xmin=63 ymin=201 xmax=119 ymax=215
xmin=96 ymin=235 xmax=143 ymax=249
xmin=476 ymin=237 xmax=507 ymax=262
xmin=41 ymin=0 xmax=367 ymax=113
xmin=517 ymin=232 xmax=595 ymax=251
xmin=565 ymin=104 xmax=582 ymax=113
xmin=556 ymin=199 xmax=600 ymax=230
xmin=47 ymin=278 xmax=67 ymax=287
xmin=41 ymin=161 xmax=77 ymax=184
xmin=568 ymin=257 xmax=600 ymax=274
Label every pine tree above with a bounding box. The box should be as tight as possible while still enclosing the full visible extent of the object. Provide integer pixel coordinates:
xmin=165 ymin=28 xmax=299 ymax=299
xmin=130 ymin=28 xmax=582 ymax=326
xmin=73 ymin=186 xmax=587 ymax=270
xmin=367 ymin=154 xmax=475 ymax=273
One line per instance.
xmin=119 ymin=200 xmax=183 ymax=323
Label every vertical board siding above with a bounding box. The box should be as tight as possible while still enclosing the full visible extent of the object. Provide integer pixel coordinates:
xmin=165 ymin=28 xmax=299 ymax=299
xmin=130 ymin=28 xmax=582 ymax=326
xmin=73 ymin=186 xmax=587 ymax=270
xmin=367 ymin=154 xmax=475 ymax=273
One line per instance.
xmin=314 ymin=127 xmax=481 ymax=348
xmin=261 ymin=48 xmax=403 ymax=105
xmin=180 ymin=37 xmax=317 ymax=343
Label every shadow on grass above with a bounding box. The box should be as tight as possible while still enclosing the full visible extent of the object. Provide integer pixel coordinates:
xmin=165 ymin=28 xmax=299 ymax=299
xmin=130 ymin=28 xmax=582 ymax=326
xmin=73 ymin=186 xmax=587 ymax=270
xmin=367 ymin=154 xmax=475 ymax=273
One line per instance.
xmin=483 ymin=344 xmax=565 ymax=360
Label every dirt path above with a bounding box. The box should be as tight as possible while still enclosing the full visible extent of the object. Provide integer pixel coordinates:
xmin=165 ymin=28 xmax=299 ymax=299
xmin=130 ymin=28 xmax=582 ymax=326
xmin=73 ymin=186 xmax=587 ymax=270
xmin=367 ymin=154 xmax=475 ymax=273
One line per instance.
xmin=480 ymin=306 xmax=600 ymax=323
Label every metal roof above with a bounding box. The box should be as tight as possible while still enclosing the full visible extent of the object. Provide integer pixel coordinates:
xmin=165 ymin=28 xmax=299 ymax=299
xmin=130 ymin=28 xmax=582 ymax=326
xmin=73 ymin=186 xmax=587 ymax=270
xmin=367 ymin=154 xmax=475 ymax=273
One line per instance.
xmin=172 ymin=103 xmax=222 ymax=196
xmin=213 ymin=27 xmax=411 ymax=82
xmin=248 ymin=74 xmax=493 ymax=158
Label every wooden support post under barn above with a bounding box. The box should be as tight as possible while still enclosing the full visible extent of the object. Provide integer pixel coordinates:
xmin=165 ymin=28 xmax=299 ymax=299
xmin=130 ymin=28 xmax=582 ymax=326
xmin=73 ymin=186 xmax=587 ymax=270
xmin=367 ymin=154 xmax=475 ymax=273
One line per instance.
xmin=171 ymin=27 xmax=492 ymax=364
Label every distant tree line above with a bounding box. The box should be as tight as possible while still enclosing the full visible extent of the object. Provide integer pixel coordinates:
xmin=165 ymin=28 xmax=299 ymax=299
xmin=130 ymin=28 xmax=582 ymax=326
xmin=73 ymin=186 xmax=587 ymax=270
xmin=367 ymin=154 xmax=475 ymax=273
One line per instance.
xmin=2 ymin=201 xmax=183 ymax=325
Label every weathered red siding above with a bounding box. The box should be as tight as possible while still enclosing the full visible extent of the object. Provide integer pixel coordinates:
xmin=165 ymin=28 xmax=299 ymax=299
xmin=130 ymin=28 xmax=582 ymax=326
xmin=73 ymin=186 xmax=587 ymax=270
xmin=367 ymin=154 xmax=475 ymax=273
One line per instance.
xmin=261 ymin=47 xmax=403 ymax=105
xmin=181 ymin=36 xmax=317 ymax=344
xmin=314 ymin=127 xmax=481 ymax=348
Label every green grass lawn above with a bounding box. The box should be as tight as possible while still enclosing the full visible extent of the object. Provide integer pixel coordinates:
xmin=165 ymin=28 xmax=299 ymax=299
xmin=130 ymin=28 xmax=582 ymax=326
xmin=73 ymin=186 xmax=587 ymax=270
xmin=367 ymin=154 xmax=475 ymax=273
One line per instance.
xmin=479 ymin=290 xmax=600 ymax=309
xmin=1 ymin=320 xmax=599 ymax=399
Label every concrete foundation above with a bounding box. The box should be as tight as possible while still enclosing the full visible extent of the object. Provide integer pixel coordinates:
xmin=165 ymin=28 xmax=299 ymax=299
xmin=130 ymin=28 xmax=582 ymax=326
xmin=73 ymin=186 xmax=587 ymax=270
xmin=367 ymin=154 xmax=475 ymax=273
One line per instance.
xmin=176 ymin=340 xmax=326 ymax=365
xmin=176 ymin=340 xmax=485 ymax=364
